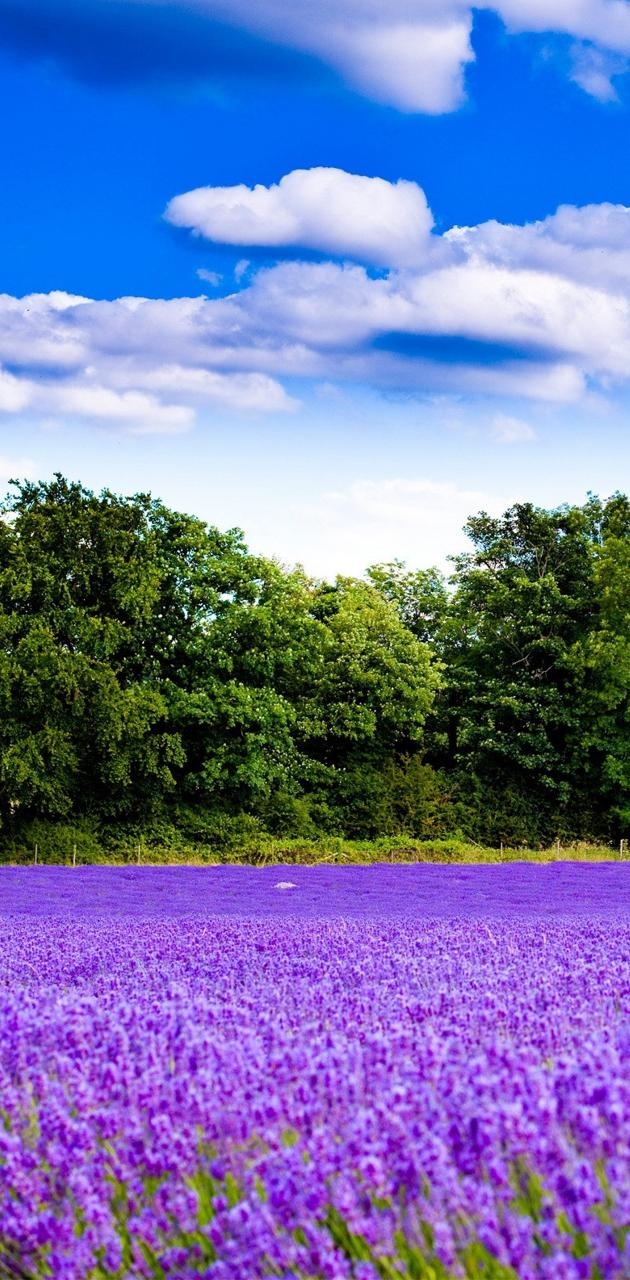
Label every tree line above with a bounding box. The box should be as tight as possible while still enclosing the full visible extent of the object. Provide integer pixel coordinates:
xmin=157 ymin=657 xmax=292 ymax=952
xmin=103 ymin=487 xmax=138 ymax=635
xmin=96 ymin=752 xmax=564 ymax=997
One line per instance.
xmin=0 ymin=475 xmax=628 ymax=854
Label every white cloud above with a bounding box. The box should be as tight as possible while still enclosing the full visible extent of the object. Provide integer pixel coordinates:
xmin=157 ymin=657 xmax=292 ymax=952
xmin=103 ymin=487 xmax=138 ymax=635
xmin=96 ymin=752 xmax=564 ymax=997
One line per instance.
xmin=0 ymin=291 xmax=88 ymax=368
xmin=298 ymin=477 xmax=511 ymax=576
xmin=0 ymin=368 xmax=33 ymax=412
xmin=5 ymin=0 xmax=630 ymax=113
xmin=196 ymin=268 xmax=222 ymax=286
xmin=166 ymin=167 xmax=435 ymax=269
xmin=569 ymin=43 xmax=623 ymax=100
xmin=491 ymin=413 xmax=537 ymax=442
xmin=183 ymin=0 xmax=630 ymax=111
xmin=188 ymin=0 xmax=475 ymax=113
xmin=192 ymin=251 xmax=620 ymax=393
xmin=166 ymin=169 xmax=630 ymax=388
xmin=0 ymin=455 xmax=37 ymax=481
xmin=49 ymin=386 xmax=195 ymax=434
xmin=6 ymin=181 xmax=630 ymax=431
xmin=401 ymin=263 xmax=630 ymax=375
xmin=445 ymin=202 xmax=630 ymax=292
xmin=488 ymin=0 xmax=630 ymax=53
xmin=130 ymin=364 xmax=299 ymax=413
xmin=323 ymin=17 xmax=474 ymax=113
xmin=0 ymin=292 xmax=298 ymax=434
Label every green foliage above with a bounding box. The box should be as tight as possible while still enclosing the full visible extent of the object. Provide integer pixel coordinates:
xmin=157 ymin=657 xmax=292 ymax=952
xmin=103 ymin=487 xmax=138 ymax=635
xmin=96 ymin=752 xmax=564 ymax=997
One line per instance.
xmin=326 ymin=1201 xmax=520 ymax=1278
xmin=2 ymin=1104 xmax=625 ymax=1280
xmin=5 ymin=1142 xmax=612 ymax=1280
xmin=8 ymin=818 xmax=106 ymax=865
xmin=0 ymin=477 xmax=629 ymax=857
xmin=418 ymin=495 xmax=630 ymax=845
xmin=366 ymin=560 xmax=449 ymax=644
xmin=2 ymin=826 xmax=615 ymax=866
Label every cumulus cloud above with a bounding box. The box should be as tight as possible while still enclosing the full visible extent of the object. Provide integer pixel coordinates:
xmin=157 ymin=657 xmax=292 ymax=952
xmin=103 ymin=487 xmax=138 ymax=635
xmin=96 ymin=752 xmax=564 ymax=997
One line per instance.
xmin=195 ymin=250 xmax=618 ymax=394
xmin=398 ymin=263 xmax=630 ymax=375
xmin=166 ymin=168 xmax=435 ymax=269
xmin=0 ymin=291 xmax=298 ymax=434
xmin=0 ymin=368 xmax=32 ymax=412
xmin=6 ymin=180 xmax=630 ymax=430
xmin=445 ymin=201 xmax=630 ymax=292
xmin=48 ymin=386 xmax=195 ymax=434
xmin=130 ymin=364 xmax=297 ymax=413
xmin=2 ymin=0 xmax=630 ymax=111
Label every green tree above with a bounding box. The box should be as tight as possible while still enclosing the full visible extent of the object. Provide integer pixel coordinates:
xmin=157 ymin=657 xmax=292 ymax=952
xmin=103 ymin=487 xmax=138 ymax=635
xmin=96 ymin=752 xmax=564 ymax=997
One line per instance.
xmin=178 ymin=570 xmax=442 ymax=832
xmin=435 ymin=500 xmax=601 ymax=842
xmin=295 ymin=578 xmax=442 ymax=835
xmin=573 ymin=494 xmax=630 ymax=834
xmin=366 ymin=560 xmax=449 ymax=644
xmin=5 ymin=474 xmax=628 ymax=851
xmin=0 ymin=475 xmax=260 ymax=827
xmin=0 ymin=477 xmax=442 ymax=842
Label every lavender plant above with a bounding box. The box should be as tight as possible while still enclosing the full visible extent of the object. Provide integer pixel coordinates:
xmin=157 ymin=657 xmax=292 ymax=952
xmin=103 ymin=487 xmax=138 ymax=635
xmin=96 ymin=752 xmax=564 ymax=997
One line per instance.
xmin=1 ymin=865 xmax=630 ymax=1278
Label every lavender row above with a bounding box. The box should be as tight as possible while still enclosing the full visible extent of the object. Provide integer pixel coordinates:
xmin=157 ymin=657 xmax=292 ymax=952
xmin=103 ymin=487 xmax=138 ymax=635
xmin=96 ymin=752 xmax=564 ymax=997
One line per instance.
xmin=1 ymin=861 xmax=629 ymax=917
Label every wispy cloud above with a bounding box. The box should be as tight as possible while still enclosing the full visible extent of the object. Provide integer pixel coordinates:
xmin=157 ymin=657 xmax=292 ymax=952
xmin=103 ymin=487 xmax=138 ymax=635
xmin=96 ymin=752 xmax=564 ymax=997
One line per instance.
xmin=196 ymin=268 xmax=223 ymax=287
xmin=0 ymin=454 xmax=37 ymax=481
xmin=491 ymin=413 xmax=537 ymax=443
xmin=298 ymin=477 xmax=512 ymax=576
xmin=568 ymin=40 xmax=629 ymax=100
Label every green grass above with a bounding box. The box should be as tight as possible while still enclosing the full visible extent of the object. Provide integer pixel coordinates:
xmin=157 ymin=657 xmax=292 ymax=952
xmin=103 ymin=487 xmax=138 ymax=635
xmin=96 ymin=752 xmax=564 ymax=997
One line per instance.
xmin=1 ymin=832 xmax=623 ymax=866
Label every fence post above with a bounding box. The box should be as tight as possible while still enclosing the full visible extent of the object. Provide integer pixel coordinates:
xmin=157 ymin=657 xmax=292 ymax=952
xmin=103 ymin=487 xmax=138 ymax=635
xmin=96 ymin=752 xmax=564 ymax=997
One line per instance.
xmin=620 ymin=839 xmax=627 ymax=859
xmin=34 ymin=842 xmax=38 ymax=866
xmin=72 ymin=842 xmax=77 ymax=867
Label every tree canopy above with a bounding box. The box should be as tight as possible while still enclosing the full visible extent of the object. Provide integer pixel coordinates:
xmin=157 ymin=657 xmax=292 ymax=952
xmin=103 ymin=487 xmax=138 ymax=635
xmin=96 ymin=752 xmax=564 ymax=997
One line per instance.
xmin=0 ymin=476 xmax=628 ymax=853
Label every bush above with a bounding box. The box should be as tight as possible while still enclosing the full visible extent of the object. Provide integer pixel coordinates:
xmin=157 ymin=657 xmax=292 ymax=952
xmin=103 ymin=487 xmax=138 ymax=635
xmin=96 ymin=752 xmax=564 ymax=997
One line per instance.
xmin=7 ymin=818 xmax=105 ymax=865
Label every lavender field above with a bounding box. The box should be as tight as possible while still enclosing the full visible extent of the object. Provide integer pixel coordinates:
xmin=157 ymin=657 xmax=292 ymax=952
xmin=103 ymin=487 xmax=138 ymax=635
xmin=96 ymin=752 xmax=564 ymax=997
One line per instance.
xmin=2 ymin=866 xmax=630 ymax=1279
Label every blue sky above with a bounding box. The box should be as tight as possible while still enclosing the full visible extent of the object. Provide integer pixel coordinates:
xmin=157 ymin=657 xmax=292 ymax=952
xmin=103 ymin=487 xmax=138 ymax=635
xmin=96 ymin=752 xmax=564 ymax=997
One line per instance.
xmin=2 ymin=0 xmax=630 ymax=575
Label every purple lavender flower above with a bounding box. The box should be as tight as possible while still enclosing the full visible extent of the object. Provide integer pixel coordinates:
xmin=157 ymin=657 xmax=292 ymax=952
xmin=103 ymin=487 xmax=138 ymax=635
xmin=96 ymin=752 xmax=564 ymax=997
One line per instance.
xmin=0 ymin=864 xmax=629 ymax=1277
